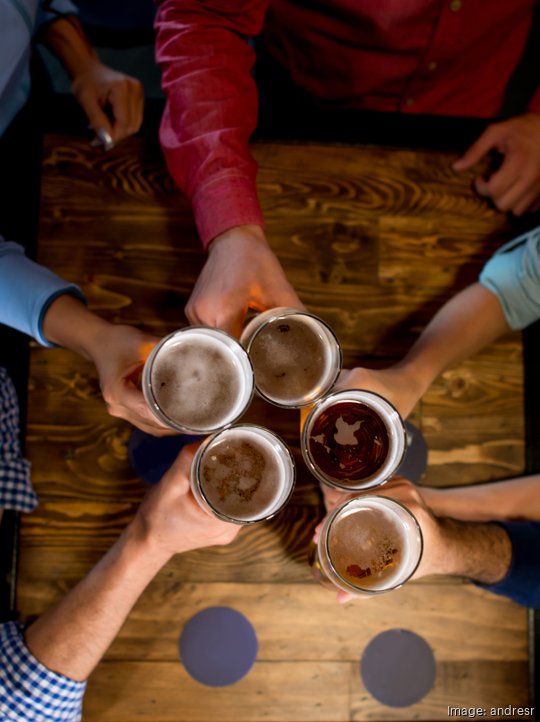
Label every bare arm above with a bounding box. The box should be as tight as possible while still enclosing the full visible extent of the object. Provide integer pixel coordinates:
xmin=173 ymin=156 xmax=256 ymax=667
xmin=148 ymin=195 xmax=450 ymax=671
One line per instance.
xmin=421 ymin=474 xmax=540 ymax=523
xmin=340 ymin=282 xmax=510 ymax=418
xmin=384 ymin=479 xmax=511 ymax=584
xmin=24 ymin=520 xmax=168 ymax=681
xmin=24 ymin=445 xmax=237 ymax=681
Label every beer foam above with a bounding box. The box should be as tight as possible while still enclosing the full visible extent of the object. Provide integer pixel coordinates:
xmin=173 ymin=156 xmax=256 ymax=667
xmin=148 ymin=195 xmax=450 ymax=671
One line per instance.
xmin=150 ymin=331 xmax=247 ymax=431
xmin=250 ymin=315 xmax=334 ymax=405
xmin=328 ymin=504 xmax=412 ymax=591
xmin=199 ymin=427 xmax=290 ymax=521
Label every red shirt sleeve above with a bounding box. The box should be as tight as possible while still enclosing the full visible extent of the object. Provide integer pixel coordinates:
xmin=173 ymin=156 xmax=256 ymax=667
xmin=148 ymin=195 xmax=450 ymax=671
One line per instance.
xmin=155 ymin=0 xmax=268 ymax=248
xmin=527 ymin=84 xmax=540 ymax=115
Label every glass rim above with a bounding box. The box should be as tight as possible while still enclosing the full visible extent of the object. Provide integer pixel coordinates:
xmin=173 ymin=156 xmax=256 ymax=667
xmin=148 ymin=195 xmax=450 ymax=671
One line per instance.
xmin=242 ymin=308 xmax=343 ymax=409
xmin=143 ymin=326 xmax=255 ymax=434
xmin=322 ymin=494 xmax=424 ymax=595
xmin=301 ymin=388 xmax=407 ymax=491
xmin=192 ymin=423 xmax=297 ymax=525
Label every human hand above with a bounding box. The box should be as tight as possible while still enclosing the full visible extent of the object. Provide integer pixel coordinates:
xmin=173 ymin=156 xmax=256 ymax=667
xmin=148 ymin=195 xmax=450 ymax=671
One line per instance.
xmin=41 ymin=295 xmax=169 ymax=435
xmin=453 ymin=113 xmax=540 ymax=215
xmin=71 ymin=60 xmax=144 ymax=148
xmin=335 ymin=365 xmax=423 ymax=420
xmin=186 ymin=225 xmax=303 ymax=338
xmin=85 ymin=323 xmax=175 ymax=436
xmin=313 ymin=477 xmax=448 ymax=603
xmin=135 ymin=444 xmax=240 ymax=561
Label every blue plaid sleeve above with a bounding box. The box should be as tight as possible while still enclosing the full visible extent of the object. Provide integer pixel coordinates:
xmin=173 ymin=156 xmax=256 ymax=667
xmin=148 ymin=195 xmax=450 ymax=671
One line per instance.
xmin=0 ymin=368 xmax=37 ymax=513
xmin=0 ymin=621 xmax=86 ymax=721
xmin=479 ymin=227 xmax=540 ymax=330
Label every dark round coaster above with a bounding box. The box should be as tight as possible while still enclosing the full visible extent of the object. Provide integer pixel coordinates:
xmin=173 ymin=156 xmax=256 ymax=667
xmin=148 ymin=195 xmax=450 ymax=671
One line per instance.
xmin=128 ymin=428 xmax=203 ymax=485
xmin=360 ymin=629 xmax=436 ymax=707
xmin=179 ymin=607 xmax=258 ymax=687
xmin=395 ymin=422 xmax=428 ymax=483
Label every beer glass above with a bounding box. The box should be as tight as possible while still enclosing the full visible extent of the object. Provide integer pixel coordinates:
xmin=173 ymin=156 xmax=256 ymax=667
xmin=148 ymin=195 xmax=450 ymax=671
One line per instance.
xmin=312 ymin=495 xmax=423 ymax=595
xmin=301 ymin=389 xmax=406 ymax=491
xmin=190 ymin=423 xmax=296 ymax=524
xmin=240 ymin=307 xmax=342 ymax=408
xmin=143 ymin=327 xmax=254 ymax=434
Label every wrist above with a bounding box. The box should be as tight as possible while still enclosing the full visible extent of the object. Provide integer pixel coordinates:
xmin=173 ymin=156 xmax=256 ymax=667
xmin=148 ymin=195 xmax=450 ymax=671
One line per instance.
xmin=120 ymin=517 xmax=173 ymax=576
xmin=208 ymin=224 xmax=267 ymax=254
xmin=391 ymin=357 xmax=435 ymax=403
xmin=126 ymin=513 xmax=174 ymax=570
xmin=42 ymin=295 xmax=111 ymax=361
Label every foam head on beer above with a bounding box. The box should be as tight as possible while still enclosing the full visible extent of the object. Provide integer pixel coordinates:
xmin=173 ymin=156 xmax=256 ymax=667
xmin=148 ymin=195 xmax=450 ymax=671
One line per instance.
xmin=144 ymin=328 xmax=254 ymax=433
xmin=193 ymin=425 xmax=295 ymax=523
xmin=241 ymin=308 xmax=342 ymax=407
xmin=321 ymin=496 xmax=423 ymax=594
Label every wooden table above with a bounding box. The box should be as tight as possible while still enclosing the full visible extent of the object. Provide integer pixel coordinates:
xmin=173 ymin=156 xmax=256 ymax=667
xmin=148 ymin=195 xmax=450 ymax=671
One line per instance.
xmin=16 ymin=131 xmax=530 ymax=720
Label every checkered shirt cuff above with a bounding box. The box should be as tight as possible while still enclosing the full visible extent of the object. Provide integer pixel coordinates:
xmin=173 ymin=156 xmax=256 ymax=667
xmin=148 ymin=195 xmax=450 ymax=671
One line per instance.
xmin=0 ymin=621 xmax=86 ymax=721
xmin=0 ymin=368 xmax=37 ymax=513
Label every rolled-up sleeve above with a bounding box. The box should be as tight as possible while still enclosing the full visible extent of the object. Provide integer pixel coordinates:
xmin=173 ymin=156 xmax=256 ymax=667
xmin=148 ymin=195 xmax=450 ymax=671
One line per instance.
xmin=479 ymin=228 xmax=540 ymax=330
xmin=0 ymin=238 xmax=85 ymax=347
xmin=477 ymin=522 xmax=540 ymax=608
xmin=35 ymin=0 xmax=78 ymax=30
xmin=0 ymin=621 xmax=86 ymax=721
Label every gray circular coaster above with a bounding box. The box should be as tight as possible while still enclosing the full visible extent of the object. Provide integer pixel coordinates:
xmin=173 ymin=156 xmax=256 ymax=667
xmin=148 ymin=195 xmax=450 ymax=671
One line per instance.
xmin=360 ymin=629 xmax=436 ymax=707
xmin=395 ymin=422 xmax=428 ymax=483
xmin=179 ymin=607 xmax=258 ymax=687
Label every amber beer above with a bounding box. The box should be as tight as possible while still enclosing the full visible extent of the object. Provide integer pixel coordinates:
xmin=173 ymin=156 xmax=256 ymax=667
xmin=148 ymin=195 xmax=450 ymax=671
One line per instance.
xmin=143 ymin=327 xmax=254 ymax=434
xmin=240 ymin=308 xmax=342 ymax=408
xmin=302 ymin=389 xmax=406 ymax=491
xmin=313 ymin=496 xmax=423 ymax=595
xmin=190 ymin=424 xmax=296 ymax=524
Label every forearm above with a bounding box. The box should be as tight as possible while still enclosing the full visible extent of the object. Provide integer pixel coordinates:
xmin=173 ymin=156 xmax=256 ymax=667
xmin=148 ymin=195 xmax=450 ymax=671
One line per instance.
xmin=41 ymin=294 xmax=110 ymax=360
xmin=24 ymin=520 xmax=171 ymax=681
xmin=156 ymin=0 xmax=266 ymax=246
xmin=421 ymin=474 xmax=540 ymax=522
xmin=429 ymin=517 xmax=511 ymax=584
xmin=394 ymin=283 xmax=510 ymax=397
xmin=41 ymin=16 xmax=98 ymax=79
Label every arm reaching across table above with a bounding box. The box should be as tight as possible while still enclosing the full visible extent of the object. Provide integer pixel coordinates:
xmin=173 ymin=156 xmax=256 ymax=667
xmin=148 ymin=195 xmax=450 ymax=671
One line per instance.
xmin=0 ymin=238 xmax=170 ymax=435
xmin=339 ymin=227 xmax=540 ymax=418
xmin=0 ymin=445 xmax=239 ymax=719
xmin=155 ymin=1 xmax=301 ymax=333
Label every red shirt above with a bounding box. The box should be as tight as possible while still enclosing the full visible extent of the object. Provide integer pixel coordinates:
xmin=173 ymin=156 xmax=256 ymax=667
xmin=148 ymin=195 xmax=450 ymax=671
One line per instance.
xmin=155 ymin=0 xmax=540 ymax=247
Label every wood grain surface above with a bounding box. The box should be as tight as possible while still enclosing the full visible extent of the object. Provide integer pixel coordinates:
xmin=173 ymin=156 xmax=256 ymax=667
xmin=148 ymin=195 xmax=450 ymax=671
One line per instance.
xmin=17 ymin=134 xmax=529 ymax=720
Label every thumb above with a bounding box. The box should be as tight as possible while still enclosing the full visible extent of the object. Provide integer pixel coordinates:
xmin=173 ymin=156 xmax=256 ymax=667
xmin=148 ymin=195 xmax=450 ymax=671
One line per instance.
xmin=166 ymin=442 xmax=200 ymax=479
xmin=268 ymin=285 xmax=305 ymax=312
xmin=118 ymin=385 xmax=173 ymax=432
xmin=216 ymin=307 xmax=246 ymax=339
xmin=77 ymin=89 xmax=114 ymax=139
xmin=453 ymin=126 xmax=500 ymax=171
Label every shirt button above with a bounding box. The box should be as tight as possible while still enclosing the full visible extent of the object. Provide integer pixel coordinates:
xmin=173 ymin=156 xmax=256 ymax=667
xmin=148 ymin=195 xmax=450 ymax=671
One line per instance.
xmin=428 ymin=61 xmax=438 ymax=71
xmin=449 ymin=0 xmax=462 ymax=10
xmin=405 ymin=98 xmax=414 ymax=106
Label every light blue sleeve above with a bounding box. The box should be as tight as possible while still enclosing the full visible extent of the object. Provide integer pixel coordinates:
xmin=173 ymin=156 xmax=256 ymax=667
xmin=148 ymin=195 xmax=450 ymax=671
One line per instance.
xmin=35 ymin=0 xmax=78 ymax=31
xmin=0 ymin=238 xmax=85 ymax=347
xmin=479 ymin=227 xmax=540 ymax=331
